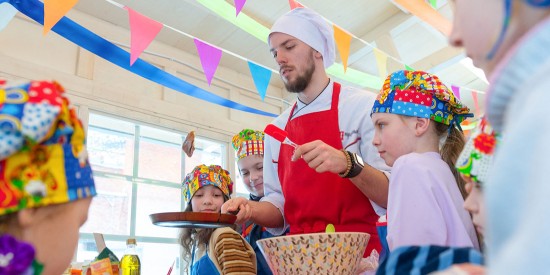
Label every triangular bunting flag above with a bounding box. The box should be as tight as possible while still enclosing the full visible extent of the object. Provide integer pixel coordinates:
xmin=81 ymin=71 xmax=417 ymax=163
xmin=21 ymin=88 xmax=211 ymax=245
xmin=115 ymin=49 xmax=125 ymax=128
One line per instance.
xmin=125 ymin=7 xmax=163 ymax=66
xmin=43 ymin=0 xmax=79 ymax=34
xmin=405 ymin=64 xmax=414 ymax=71
xmin=429 ymin=0 xmax=438 ymax=9
xmin=392 ymin=0 xmax=451 ymax=36
xmin=194 ymin=38 xmax=223 ymax=86
xmin=0 ymin=3 xmax=18 ymax=32
xmin=248 ymin=61 xmax=272 ymax=101
xmin=234 ymin=0 xmax=247 ymax=16
xmin=471 ymin=91 xmax=479 ymax=116
xmin=333 ymin=25 xmax=352 ymax=73
xmin=373 ymin=49 xmax=388 ymax=79
xmin=451 ymin=85 xmax=461 ymax=99
xmin=289 ymin=0 xmax=304 ymax=9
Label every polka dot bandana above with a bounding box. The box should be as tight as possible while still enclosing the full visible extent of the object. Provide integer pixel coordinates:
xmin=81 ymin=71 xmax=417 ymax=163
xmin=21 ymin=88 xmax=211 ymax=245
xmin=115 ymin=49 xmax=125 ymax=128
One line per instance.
xmin=0 ymin=80 xmax=96 ymax=215
xmin=371 ymin=70 xmax=473 ymax=127
xmin=182 ymin=164 xmax=233 ymax=205
xmin=456 ymin=118 xmax=499 ymax=185
xmin=231 ymin=129 xmax=264 ymax=160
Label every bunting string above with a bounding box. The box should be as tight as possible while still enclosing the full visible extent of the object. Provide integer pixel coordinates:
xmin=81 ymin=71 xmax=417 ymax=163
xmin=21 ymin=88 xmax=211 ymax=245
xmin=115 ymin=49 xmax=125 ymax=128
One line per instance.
xmin=1 ymin=0 xmax=277 ymax=117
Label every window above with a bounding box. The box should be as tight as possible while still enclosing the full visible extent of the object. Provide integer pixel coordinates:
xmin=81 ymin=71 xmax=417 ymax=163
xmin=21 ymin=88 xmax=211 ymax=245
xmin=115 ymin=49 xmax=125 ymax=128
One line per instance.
xmin=77 ymin=113 xmax=226 ymax=274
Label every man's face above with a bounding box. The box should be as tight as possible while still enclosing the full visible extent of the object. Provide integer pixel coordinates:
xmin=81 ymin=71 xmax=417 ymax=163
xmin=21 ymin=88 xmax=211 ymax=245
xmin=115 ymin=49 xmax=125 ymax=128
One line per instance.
xmin=269 ymin=32 xmax=316 ymax=93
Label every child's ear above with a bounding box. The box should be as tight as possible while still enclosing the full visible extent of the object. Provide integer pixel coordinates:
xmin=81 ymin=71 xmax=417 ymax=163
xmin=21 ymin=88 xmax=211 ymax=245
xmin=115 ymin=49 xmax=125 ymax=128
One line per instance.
xmin=17 ymin=208 xmax=38 ymax=228
xmin=415 ymin=118 xmax=431 ymax=136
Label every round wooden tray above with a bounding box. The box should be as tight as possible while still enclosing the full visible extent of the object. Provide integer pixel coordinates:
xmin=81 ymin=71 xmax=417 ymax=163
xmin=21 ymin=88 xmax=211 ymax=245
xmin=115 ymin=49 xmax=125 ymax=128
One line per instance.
xmin=149 ymin=212 xmax=237 ymax=228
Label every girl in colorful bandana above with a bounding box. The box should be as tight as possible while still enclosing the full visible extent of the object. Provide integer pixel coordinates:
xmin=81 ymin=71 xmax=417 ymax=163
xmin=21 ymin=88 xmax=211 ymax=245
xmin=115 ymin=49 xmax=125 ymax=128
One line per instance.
xmin=179 ymin=164 xmax=256 ymax=275
xmin=231 ymin=129 xmax=276 ymax=275
xmin=450 ymin=1 xmax=550 ymax=273
xmin=376 ymin=118 xmax=498 ymax=275
xmin=370 ymin=70 xmax=479 ymax=253
xmin=0 ymin=80 xmax=96 ymax=275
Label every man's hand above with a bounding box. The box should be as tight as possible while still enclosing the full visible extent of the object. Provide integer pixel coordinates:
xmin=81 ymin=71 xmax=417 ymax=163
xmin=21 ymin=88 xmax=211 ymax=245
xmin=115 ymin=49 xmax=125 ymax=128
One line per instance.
xmin=292 ymin=140 xmax=347 ymax=174
xmin=221 ymin=197 xmax=252 ymax=224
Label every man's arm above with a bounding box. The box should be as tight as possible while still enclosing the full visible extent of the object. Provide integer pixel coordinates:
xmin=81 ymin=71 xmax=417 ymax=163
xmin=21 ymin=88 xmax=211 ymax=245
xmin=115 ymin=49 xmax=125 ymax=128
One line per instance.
xmin=349 ymin=164 xmax=389 ymax=208
xmin=292 ymin=140 xmax=389 ymax=207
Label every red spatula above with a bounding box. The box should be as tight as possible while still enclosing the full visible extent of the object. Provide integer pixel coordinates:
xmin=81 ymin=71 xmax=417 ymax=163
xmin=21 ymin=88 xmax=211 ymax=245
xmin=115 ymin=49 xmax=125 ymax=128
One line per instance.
xmin=264 ymin=124 xmax=299 ymax=148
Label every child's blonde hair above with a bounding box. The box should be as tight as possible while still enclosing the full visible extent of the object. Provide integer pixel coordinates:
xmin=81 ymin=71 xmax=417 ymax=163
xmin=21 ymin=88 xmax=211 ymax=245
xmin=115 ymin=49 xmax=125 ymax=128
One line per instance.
xmin=372 ymin=70 xmax=473 ymax=198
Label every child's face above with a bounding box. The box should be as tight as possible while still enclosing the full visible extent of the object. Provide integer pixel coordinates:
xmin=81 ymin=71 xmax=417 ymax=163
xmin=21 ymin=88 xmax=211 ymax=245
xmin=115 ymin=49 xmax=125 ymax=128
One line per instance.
xmin=463 ymin=179 xmax=486 ymax=236
xmin=191 ymin=185 xmax=225 ymax=213
xmin=449 ymin=0 xmax=506 ymax=75
xmin=371 ymin=113 xmax=417 ymax=167
xmin=237 ymin=155 xmax=264 ymax=197
xmin=25 ymin=198 xmax=92 ymax=275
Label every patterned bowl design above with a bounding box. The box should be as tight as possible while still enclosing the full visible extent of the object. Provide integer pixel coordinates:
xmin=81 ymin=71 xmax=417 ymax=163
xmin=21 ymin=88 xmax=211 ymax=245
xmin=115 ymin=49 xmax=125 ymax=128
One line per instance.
xmin=257 ymin=232 xmax=370 ymax=275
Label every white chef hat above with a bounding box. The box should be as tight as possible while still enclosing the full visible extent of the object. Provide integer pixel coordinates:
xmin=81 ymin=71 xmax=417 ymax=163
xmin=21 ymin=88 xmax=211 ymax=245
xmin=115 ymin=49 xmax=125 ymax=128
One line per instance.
xmin=268 ymin=8 xmax=335 ymax=68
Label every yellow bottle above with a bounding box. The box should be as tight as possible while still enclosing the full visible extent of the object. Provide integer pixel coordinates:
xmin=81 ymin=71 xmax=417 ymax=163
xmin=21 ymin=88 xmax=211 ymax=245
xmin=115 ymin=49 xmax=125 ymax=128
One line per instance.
xmin=120 ymin=238 xmax=141 ymax=275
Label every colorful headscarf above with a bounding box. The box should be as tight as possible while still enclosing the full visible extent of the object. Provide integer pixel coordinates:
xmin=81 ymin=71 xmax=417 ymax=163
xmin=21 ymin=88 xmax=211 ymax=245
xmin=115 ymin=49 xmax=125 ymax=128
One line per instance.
xmin=371 ymin=70 xmax=473 ymax=128
xmin=231 ymin=129 xmax=264 ymax=160
xmin=182 ymin=164 xmax=233 ymax=205
xmin=456 ymin=118 xmax=499 ymax=185
xmin=0 ymin=80 xmax=96 ymax=216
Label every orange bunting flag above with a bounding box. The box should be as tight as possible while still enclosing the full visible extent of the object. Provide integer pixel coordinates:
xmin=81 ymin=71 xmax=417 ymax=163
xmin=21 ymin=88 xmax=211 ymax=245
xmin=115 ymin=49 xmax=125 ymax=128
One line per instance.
xmin=392 ymin=0 xmax=451 ymax=36
xmin=43 ymin=0 xmax=79 ymax=34
xmin=333 ymin=25 xmax=352 ymax=73
xmin=471 ymin=91 xmax=480 ymax=117
xmin=125 ymin=7 xmax=163 ymax=66
xmin=373 ymin=49 xmax=388 ymax=79
xmin=288 ymin=0 xmax=304 ymax=10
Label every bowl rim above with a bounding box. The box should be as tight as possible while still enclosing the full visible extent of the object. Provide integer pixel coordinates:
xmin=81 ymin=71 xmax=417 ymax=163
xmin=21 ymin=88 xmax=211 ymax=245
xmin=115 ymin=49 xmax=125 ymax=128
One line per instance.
xmin=255 ymin=232 xmax=371 ymax=243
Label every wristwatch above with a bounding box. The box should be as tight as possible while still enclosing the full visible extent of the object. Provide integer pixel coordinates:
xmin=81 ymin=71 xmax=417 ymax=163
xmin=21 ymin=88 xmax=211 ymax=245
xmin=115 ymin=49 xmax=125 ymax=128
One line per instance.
xmin=339 ymin=150 xmax=364 ymax=178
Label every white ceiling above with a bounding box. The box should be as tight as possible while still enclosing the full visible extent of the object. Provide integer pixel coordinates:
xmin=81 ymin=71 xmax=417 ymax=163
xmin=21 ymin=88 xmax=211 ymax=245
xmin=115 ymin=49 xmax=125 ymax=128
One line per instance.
xmin=72 ymin=0 xmax=488 ymax=114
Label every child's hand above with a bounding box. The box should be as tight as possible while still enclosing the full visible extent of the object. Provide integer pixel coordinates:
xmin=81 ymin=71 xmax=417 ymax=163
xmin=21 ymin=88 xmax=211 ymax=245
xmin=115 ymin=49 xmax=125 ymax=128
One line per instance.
xmin=221 ymin=197 xmax=252 ymax=224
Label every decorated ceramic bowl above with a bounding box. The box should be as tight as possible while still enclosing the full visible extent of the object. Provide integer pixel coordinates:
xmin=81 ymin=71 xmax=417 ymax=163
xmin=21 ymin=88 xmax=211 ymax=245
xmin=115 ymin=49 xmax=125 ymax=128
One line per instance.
xmin=256 ymin=232 xmax=370 ymax=275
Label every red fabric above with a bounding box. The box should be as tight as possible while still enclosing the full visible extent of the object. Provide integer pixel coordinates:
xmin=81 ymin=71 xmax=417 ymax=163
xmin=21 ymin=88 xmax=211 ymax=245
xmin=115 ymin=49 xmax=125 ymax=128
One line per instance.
xmin=277 ymin=82 xmax=381 ymax=256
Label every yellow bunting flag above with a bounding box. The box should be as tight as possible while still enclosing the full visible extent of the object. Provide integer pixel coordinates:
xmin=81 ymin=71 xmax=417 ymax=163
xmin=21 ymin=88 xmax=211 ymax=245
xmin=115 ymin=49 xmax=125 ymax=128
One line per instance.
xmin=43 ymin=0 xmax=79 ymax=34
xmin=333 ymin=25 xmax=352 ymax=73
xmin=373 ymin=49 xmax=388 ymax=79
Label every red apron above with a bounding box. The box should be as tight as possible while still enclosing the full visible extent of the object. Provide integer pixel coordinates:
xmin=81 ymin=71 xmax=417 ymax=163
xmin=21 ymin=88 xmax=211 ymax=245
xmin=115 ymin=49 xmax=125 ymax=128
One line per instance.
xmin=278 ymin=82 xmax=381 ymax=256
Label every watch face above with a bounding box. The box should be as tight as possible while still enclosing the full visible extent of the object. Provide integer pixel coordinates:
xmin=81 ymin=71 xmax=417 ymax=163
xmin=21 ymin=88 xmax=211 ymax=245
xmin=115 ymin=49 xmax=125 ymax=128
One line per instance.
xmin=351 ymin=152 xmax=364 ymax=166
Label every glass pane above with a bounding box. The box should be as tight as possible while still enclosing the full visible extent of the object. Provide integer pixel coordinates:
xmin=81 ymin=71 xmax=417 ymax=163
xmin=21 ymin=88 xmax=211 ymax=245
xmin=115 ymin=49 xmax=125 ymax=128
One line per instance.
xmin=76 ymin=239 xmax=182 ymax=275
xmin=80 ymin=176 xmax=132 ymax=235
xmin=135 ymin=184 xmax=182 ymax=238
xmin=87 ymin=114 xmax=135 ymax=176
xmin=185 ymin=137 xmax=225 ymax=174
xmin=139 ymin=242 xmax=182 ymax=275
xmin=138 ymin=126 xmax=183 ymax=182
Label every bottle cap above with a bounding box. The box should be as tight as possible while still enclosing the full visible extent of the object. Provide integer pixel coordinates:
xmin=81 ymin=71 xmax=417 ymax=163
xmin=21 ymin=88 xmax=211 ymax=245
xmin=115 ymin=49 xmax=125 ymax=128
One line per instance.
xmin=127 ymin=238 xmax=137 ymax=245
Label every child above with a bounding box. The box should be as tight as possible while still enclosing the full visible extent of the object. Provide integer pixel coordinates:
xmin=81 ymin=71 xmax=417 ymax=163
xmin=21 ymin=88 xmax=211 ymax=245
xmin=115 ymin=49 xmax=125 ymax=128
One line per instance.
xmin=376 ymin=118 xmax=498 ymax=274
xmin=450 ymin=1 xmax=550 ymax=273
xmin=0 ymin=80 xmax=96 ymax=275
xmin=179 ymin=164 xmax=256 ymax=275
xmin=231 ymin=129 xmax=275 ymax=275
xmin=370 ymin=70 xmax=479 ymax=252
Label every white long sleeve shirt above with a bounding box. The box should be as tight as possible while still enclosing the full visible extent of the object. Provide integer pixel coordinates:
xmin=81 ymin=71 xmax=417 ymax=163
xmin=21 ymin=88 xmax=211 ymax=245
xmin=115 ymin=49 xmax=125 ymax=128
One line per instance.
xmin=261 ymin=80 xmax=390 ymax=235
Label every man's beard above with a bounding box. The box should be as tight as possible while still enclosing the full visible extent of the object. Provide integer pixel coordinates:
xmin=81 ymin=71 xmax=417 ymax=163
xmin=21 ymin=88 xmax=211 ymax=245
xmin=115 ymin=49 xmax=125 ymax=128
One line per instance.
xmin=283 ymin=55 xmax=315 ymax=93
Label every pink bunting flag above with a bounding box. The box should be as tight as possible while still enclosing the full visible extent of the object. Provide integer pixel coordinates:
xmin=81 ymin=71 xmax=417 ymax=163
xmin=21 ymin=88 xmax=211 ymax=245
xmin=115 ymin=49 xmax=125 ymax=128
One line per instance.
xmin=451 ymin=85 xmax=461 ymax=99
xmin=248 ymin=61 xmax=272 ymax=101
xmin=125 ymin=7 xmax=163 ymax=66
xmin=194 ymin=39 xmax=223 ymax=86
xmin=234 ymin=0 xmax=247 ymax=17
xmin=471 ymin=91 xmax=479 ymax=116
xmin=289 ymin=0 xmax=304 ymax=9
